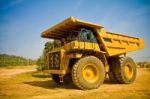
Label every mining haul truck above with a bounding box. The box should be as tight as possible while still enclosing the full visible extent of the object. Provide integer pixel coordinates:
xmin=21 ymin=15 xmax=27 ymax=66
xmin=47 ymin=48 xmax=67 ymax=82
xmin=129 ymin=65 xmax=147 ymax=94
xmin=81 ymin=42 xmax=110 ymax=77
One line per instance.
xmin=41 ymin=17 xmax=144 ymax=90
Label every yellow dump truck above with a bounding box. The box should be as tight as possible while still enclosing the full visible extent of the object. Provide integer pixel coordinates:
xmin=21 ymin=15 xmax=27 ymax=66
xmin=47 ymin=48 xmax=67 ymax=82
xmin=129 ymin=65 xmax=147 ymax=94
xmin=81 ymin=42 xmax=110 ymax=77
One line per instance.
xmin=41 ymin=17 xmax=144 ymax=90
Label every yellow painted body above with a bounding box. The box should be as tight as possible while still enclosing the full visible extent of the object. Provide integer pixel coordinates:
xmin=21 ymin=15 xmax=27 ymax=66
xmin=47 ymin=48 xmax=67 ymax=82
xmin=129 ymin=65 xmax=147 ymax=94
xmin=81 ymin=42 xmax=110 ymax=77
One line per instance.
xmin=43 ymin=41 xmax=101 ymax=74
xmin=41 ymin=17 xmax=144 ymax=74
xmin=64 ymin=41 xmax=101 ymax=52
xmin=97 ymin=29 xmax=144 ymax=56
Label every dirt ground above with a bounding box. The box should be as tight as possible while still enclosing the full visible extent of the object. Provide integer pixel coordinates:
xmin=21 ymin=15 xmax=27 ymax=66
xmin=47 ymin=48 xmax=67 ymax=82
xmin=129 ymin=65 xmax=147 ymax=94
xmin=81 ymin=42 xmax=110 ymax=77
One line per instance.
xmin=0 ymin=66 xmax=36 ymax=78
xmin=0 ymin=67 xmax=150 ymax=99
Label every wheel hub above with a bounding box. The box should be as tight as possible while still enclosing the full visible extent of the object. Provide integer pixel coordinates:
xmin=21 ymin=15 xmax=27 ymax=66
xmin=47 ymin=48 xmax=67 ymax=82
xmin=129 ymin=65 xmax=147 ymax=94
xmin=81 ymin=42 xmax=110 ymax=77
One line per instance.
xmin=124 ymin=63 xmax=133 ymax=79
xmin=82 ymin=63 xmax=100 ymax=83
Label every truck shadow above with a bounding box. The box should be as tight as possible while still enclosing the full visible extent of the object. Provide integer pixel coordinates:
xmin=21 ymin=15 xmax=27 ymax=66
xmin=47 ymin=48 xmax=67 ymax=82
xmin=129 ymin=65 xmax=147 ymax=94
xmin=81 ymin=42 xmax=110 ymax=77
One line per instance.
xmin=23 ymin=73 xmax=77 ymax=90
xmin=104 ymin=78 xmax=118 ymax=84
xmin=24 ymin=79 xmax=116 ymax=90
xmin=23 ymin=73 xmax=116 ymax=90
xmin=24 ymin=80 xmax=78 ymax=90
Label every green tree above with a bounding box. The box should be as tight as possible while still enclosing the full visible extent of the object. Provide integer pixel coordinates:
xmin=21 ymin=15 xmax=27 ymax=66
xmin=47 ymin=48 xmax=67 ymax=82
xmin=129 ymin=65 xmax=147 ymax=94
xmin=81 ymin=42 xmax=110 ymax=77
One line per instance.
xmin=36 ymin=40 xmax=61 ymax=70
xmin=36 ymin=55 xmax=45 ymax=70
xmin=137 ymin=61 xmax=150 ymax=68
xmin=0 ymin=54 xmax=35 ymax=67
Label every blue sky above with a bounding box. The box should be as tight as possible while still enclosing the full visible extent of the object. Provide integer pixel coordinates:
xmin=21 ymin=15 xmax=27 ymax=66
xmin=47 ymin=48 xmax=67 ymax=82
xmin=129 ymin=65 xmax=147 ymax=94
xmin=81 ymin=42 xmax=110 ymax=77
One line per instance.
xmin=0 ymin=0 xmax=150 ymax=61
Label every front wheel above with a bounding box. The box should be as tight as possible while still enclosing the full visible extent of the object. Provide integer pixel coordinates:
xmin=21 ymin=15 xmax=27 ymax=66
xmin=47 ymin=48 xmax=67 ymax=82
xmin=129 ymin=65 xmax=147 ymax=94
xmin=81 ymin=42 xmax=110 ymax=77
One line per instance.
xmin=72 ymin=56 xmax=105 ymax=90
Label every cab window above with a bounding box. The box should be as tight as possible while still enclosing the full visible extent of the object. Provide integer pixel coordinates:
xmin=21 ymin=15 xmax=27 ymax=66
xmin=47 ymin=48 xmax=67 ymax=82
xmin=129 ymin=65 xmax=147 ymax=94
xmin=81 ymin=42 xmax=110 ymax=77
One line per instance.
xmin=79 ymin=28 xmax=97 ymax=42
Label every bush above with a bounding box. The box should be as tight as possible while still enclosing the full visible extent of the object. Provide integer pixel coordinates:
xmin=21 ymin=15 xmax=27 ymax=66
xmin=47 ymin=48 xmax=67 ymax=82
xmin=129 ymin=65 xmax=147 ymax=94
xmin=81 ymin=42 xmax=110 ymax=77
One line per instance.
xmin=137 ymin=61 xmax=150 ymax=68
xmin=36 ymin=55 xmax=45 ymax=71
xmin=0 ymin=54 xmax=36 ymax=67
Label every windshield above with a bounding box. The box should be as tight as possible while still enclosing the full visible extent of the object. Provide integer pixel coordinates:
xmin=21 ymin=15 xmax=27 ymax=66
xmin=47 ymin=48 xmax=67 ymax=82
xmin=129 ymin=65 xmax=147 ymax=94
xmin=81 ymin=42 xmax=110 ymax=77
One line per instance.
xmin=79 ymin=28 xmax=97 ymax=42
xmin=63 ymin=28 xmax=97 ymax=44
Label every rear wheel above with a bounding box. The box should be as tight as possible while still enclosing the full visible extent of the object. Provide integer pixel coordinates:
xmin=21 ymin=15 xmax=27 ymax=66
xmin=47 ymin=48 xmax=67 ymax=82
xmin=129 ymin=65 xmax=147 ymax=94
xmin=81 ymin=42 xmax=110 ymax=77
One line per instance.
xmin=108 ymin=58 xmax=118 ymax=83
xmin=108 ymin=72 xmax=117 ymax=83
xmin=72 ymin=56 xmax=105 ymax=90
xmin=113 ymin=57 xmax=137 ymax=84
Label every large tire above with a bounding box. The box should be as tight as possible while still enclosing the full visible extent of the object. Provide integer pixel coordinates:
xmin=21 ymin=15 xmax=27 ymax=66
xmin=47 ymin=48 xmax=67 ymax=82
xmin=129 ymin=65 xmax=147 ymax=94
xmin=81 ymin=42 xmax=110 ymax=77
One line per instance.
xmin=108 ymin=72 xmax=117 ymax=83
xmin=72 ymin=56 xmax=105 ymax=90
xmin=51 ymin=74 xmax=71 ymax=85
xmin=108 ymin=58 xmax=118 ymax=83
xmin=113 ymin=57 xmax=137 ymax=84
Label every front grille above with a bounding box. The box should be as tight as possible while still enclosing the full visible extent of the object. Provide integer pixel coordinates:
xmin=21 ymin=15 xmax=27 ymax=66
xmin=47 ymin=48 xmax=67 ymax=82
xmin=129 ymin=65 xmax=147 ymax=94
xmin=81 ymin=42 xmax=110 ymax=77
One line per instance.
xmin=48 ymin=52 xmax=60 ymax=70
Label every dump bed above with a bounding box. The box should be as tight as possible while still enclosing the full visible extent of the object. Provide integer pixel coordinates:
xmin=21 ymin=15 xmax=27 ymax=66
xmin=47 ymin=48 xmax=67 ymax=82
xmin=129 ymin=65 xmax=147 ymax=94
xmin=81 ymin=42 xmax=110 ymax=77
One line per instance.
xmin=41 ymin=17 xmax=144 ymax=57
xmin=98 ymin=30 xmax=144 ymax=56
